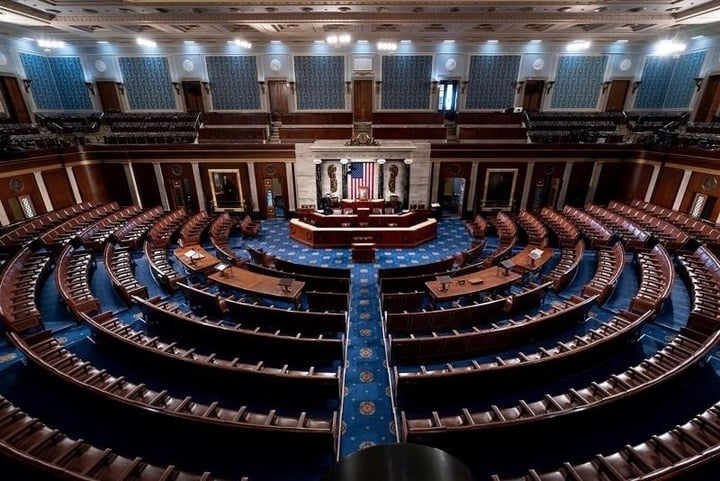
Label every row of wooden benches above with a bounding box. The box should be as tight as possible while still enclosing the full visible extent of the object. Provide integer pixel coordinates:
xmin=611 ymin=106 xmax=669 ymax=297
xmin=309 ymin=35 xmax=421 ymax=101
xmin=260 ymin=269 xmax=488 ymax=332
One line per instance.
xmin=632 ymin=199 xmax=720 ymax=252
xmin=55 ymin=243 xmax=101 ymax=320
xmin=0 ymin=248 xmax=52 ymax=333
xmin=562 ymin=205 xmax=615 ymax=247
xmin=585 ymin=203 xmax=651 ymax=251
xmin=538 ymin=206 xmax=582 ymax=247
xmin=39 ymin=202 xmax=121 ymax=255
xmin=628 ymin=243 xmax=675 ymax=315
xmin=676 ymin=246 xmax=720 ymax=335
xmin=608 ymin=200 xmax=690 ymax=251
xmin=514 ymin=210 xmax=549 ymax=247
xmin=0 ymin=201 xmax=97 ymax=250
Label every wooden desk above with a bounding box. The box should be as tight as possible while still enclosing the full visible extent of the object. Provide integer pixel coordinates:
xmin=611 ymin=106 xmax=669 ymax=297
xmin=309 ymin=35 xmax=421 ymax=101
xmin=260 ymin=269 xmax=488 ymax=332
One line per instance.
xmin=209 ymin=267 xmax=305 ymax=308
xmin=426 ymin=267 xmax=521 ymax=303
xmin=289 ymin=218 xmax=437 ymax=248
xmin=173 ymin=245 xmax=219 ymax=275
xmin=508 ymin=245 xmax=555 ymax=273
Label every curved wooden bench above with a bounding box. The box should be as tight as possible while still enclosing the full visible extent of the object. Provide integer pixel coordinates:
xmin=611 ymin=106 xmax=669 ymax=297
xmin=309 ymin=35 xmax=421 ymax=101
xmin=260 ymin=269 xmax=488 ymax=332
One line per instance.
xmin=0 ymin=201 xmax=95 ymax=251
xmin=143 ymin=240 xmax=186 ymax=292
xmin=563 ymin=205 xmax=614 ymax=247
xmin=82 ymin=311 xmax=340 ymax=397
xmin=0 ymin=395 xmax=240 ymax=481
xmin=585 ymin=204 xmax=651 ymax=251
xmin=543 ymin=239 xmax=584 ymax=292
xmin=395 ymin=309 xmax=650 ymax=404
xmin=608 ymin=200 xmax=689 ymax=252
xmin=0 ymin=247 xmax=52 ymax=334
xmin=629 ymin=243 xmax=674 ymax=315
xmin=676 ymin=246 xmax=720 ymax=334
xmin=539 ymin=206 xmax=581 ymax=248
xmin=385 ymin=296 xmax=508 ymax=334
xmin=493 ymin=399 xmax=720 ymax=481
xmin=632 ymin=199 xmax=720 ymax=252
xmin=401 ymin=326 xmax=720 ymax=445
xmin=146 ymin=208 xmax=187 ymax=248
xmin=515 ymin=210 xmax=549 ymax=247
xmin=111 ymin=205 xmax=165 ymax=250
xmin=582 ymin=241 xmax=625 ymax=305
xmin=78 ymin=205 xmax=142 ymax=251
xmin=55 ymin=243 xmax=101 ymax=320
xmin=179 ymin=211 xmax=214 ymax=246
xmin=103 ymin=243 xmax=148 ymax=305
xmin=390 ymin=295 xmax=596 ymax=364
xmin=40 ymin=203 xmax=119 ymax=255
xmin=9 ymin=331 xmax=338 ymax=450
xmin=209 ymin=212 xmax=240 ymax=263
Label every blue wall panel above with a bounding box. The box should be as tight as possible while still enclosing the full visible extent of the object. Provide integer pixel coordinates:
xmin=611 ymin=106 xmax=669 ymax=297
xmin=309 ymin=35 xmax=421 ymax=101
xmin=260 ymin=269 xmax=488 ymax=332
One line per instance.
xmin=206 ymin=56 xmax=260 ymax=110
xmin=294 ymin=56 xmax=345 ymax=110
xmin=381 ymin=55 xmax=432 ymax=110
xmin=664 ymin=51 xmax=705 ymax=109
xmin=118 ymin=57 xmax=176 ymax=110
xmin=466 ymin=55 xmax=520 ymax=110
xmin=19 ymin=53 xmax=62 ymax=110
xmin=49 ymin=57 xmax=92 ymax=110
xmin=551 ymin=56 xmax=608 ymax=109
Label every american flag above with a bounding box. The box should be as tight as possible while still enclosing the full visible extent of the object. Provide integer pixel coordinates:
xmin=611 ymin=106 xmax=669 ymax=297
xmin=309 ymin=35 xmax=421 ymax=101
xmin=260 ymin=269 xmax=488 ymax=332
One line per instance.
xmin=348 ymin=162 xmax=375 ymax=199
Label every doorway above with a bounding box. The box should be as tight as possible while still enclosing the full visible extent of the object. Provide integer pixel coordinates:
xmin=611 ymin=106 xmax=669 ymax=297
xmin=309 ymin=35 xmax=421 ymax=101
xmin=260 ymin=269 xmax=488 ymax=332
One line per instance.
xmin=96 ymin=81 xmax=122 ymax=111
xmin=262 ymin=178 xmax=283 ymax=218
xmin=440 ymin=177 xmax=466 ymax=218
xmin=522 ymin=80 xmax=545 ymax=112
xmin=0 ymin=76 xmax=31 ymax=123
xmin=268 ymin=80 xmax=289 ymax=123
xmin=182 ymin=81 xmax=205 ymax=113
xmin=437 ymin=80 xmax=459 ymax=121
xmin=605 ymin=80 xmax=630 ymax=112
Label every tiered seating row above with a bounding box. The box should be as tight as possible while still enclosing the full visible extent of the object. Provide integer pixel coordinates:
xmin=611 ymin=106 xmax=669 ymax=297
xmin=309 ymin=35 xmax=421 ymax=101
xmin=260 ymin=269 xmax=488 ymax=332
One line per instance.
xmin=143 ymin=240 xmax=187 ymax=292
xmin=146 ymin=208 xmax=187 ymax=248
xmin=629 ymin=243 xmax=674 ymax=315
xmin=0 ymin=395 xmax=237 ymax=481
xmin=56 ymin=244 xmax=101 ymax=319
xmin=9 ymin=331 xmax=337 ymax=449
xmin=484 ymin=212 xmax=518 ymax=265
xmin=40 ymin=202 xmax=120 ymax=255
xmin=538 ymin=206 xmax=581 ymax=248
xmin=179 ymin=211 xmax=215 ymax=246
xmin=562 ymin=205 xmax=614 ymax=247
xmin=632 ymin=199 xmax=720 ymax=252
xmin=585 ymin=203 xmax=651 ymax=250
xmin=103 ymin=243 xmax=148 ymax=305
xmin=465 ymin=214 xmax=488 ymax=238
xmin=0 ymin=201 xmax=96 ymax=249
xmin=78 ymin=205 xmax=142 ymax=251
xmin=402 ymin=326 xmax=720 ymax=443
xmin=111 ymin=205 xmax=165 ymax=249
xmin=581 ymin=241 xmax=625 ymax=305
xmin=515 ymin=210 xmax=549 ymax=247
xmin=607 ymin=200 xmax=689 ymax=251
xmin=395 ymin=308 xmax=650 ymax=402
xmin=208 ymin=212 xmax=240 ymax=263
xmin=543 ymin=239 xmax=584 ymax=292
xmin=0 ymin=248 xmax=51 ymax=333
xmin=390 ymin=294 xmax=594 ymax=364
xmin=676 ymin=246 xmax=720 ymax=335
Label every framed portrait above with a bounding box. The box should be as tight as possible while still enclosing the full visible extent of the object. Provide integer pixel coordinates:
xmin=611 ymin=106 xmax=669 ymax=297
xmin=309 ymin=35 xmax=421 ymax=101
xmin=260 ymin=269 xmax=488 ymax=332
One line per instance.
xmin=209 ymin=169 xmax=244 ymax=211
xmin=482 ymin=168 xmax=517 ymax=211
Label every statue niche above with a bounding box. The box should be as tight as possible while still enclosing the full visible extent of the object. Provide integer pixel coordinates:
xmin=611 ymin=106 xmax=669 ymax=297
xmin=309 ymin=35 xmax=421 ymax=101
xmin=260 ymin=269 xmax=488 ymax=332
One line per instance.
xmin=328 ymin=164 xmax=338 ymax=193
xmin=389 ymin=164 xmax=399 ymax=193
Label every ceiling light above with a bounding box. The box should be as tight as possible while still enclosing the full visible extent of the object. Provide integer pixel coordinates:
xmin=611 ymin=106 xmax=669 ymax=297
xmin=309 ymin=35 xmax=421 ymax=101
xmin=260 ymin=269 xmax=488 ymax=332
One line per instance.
xmin=400 ymin=40 xmax=412 ymax=44
xmin=566 ymin=40 xmax=591 ymax=52
xmin=443 ymin=39 xmax=455 ymax=44
xmin=616 ymin=39 xmax=629 ymax=43
xmin=377 ymin=41 xmax=397 ymax=52
xmin=228 ymin=39 xmax=251 ymax=48
xmin=530 ymin=39 xmax=542 ymax=43
xmin=326 ymin=33 xmax=351 ymax=45
xmin=270 ymin=40 xmax=282 ymax=44
xmin=96 ymin=40 xmax=109 ymax=44
xmin=37 ymin=39 xmax=65 ymax=49
xmin=183 ymin=40 xmax=196 ymax=44
xmin=136 ymin=37 xmax=156 ymax=47
xmin=654 ymin=39 xmax=686 ymax=55
xmin=692 ymin=35 xmax=705 ymax=40
xmin=487 ymin=39 xmax=499 ymax=43
xmin=357 ymin=40 xmax=368 ymax=44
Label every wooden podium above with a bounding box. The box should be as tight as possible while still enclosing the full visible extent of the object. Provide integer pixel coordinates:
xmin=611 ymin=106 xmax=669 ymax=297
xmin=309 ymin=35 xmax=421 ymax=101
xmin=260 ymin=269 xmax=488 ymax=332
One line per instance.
xmin=351 ymin=242 xmax=376 ymax=263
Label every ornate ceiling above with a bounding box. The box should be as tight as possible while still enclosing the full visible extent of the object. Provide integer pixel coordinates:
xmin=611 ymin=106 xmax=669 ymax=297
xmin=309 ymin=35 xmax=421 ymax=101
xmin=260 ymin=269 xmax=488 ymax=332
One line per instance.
xmin=0 ymin=0 xmax=719 ymax=47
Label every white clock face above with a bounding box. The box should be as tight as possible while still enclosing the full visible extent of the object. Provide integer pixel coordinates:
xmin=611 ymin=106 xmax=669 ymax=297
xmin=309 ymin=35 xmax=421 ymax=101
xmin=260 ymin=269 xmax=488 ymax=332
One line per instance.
xmin=619 ymin=58 xmax=632 ymax=71
xmin=0 ymin=53 xmax=7 ymax=66
xmin=270 ymin=58 xmax=282 ymax=72
xmin=444 ymin=58 xmax=457 ymax=71
xmin=182 ymin=59 xmax=194 ymax=72
xmin=94 ymin=59 xmax=107 ymax=72
xmin=532 ymin=58 xmax=545 ymax=71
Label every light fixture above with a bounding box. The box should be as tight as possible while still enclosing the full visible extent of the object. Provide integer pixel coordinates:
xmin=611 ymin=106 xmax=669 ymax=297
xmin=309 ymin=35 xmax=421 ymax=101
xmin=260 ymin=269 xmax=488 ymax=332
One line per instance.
xmin=183 ymin=40 xmax=196 ymax=45
xmin=270 ymin=40 xmax=282 ymax=44
xmin=376 ymin=80 xmax=382 ymax=93
xmin=461 ymin=80 xmax=469 ymax=94
xmin=653 ymin=39 xmax=686 ymax=55
xmin=566 ymin=40 xmax=591 ymax=52
xmin=404 ymin=158 xmax=413 ymax=165
xmin=258 ymin=81 xmax=265 ymax=94
xmin=632 ymin=81 xmax=642 ymax=93
xmin=692 ymin=35 xmax=705 ymax=40
xmin=530 ymin=39 xmax=542 ymax=44
xmin=116 ymin=82 xmax=125 ymax=95
xmin=487 ymin=39 xmax=499 ymax=44
xmin=695 ymin=77 xmax=704 ymax=91
xmin=340 ymin=158 xmax=349 ymax=165
xmin=84 ymin=82 xmax=95 ymax=95
xmin=602 ymin=81 xmax=611 ymax=93
xmin=443 ymin=40 xmax=455 ymax=44
xmin=327 ymin=33 xmax=351 ymax=46
xmin=288 ymin=81 xmax=295 ymax=94
xmin=201 ymin=82 xmax=210 ymax=94
xmin=431 ymin=80 xmax=438 ymax=94
xmin=136 ymin=37 xmax=157 ymax=48
xmin=313 ymin=159 xmax=323 ymax=165
xmin=376 ymin=159 xmax=386 ymax=165
xmin=171 ymin=82 xmax=181 ymax=94
xmin=228 ymin=39 xmax=251 ymax=48
xmin=22 ymin=79 xmax=31 ymax=93
xmin=400 ymin=40 xmax=412 ymax=44
xmin=96 ymin=40 xmax=109 ymax=45
xmin=545 ymin=81 xmax=556 ymax=93
xmin=36 ymin=39 xmax=65 ymax=49
xmin=345 ymin=81 xmax=351 ymax=94
xmin=516 ymin=80 xmax=525 ymax=93
xmin=616 ymin=39 xmax=629 ymax=43
xmin=377 ymin=41 xmax=397 ymax=52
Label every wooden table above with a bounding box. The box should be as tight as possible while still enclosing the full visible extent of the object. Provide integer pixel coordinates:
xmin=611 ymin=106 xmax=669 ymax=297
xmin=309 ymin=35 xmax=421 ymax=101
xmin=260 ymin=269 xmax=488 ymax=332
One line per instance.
xmin=508 ymin=245 xmax=555 ymax=273
xmin=209 ymin=267 xmax=305 ymax=308
xmin=425 ymin=267 xmax=521 ymax=303
xmin=173 ymin=245 xmax=219 ymax=275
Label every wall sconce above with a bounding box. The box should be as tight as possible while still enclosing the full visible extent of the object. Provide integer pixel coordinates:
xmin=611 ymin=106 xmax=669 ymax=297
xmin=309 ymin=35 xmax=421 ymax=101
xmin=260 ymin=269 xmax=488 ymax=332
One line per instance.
xmin=516 ymin=81 xmax=525 ymax=93
xmin=258 ymin=81 xmax=265 ymax=94
xmin=339 ymin=158 xmax=349 ymax=165
xmin=84 ymin=82 xmax=95 ymax=95
xmin=403 ymin=158 xmax=413 ymax=165
xmin=461 ymin=80 xmax=469 ymax=94
xmin=171 ymin=82 xmax=181 ymax=95
xmin=601 ymin=81 xmax=611 ymax=93
xmin=345 ymin=81 xmax=351 ymax=94
xmin=632 ymin=81 xmax=642 ymax=93
xmin=545 ymin=81 xmax=556 ymax=93
xmin=201 ymin=82 xmax=210 ymax=94
xmin=694 ymin=77 xmax=704 ymax=91
xmin=22 ymin=79 xmax=31 ymax=93
xmin=288 ymin=81 xmax=295 ymax=94
xmin=313 ymin=158 xmax=322 ymax=165
xmin=376 ymin=158 xmax=386 ymax=165
xmin=431 ymin=80 xmax=438 ymax=94
xmin=376 ymin=80 xmax=382 ymax=93
xmin=116 ymin=82 xmax=125 ymax=95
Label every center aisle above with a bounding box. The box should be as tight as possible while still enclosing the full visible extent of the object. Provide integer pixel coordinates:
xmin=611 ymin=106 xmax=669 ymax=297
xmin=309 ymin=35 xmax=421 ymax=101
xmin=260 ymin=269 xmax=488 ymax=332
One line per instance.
xmin=339 ymin=263 xmax=398 ymax=456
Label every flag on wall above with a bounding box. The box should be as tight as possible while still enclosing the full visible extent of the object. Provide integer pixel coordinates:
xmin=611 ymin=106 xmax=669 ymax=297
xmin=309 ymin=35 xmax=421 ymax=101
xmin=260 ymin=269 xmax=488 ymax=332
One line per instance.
xmin=348 ymin=162 xmax=375 ymax=199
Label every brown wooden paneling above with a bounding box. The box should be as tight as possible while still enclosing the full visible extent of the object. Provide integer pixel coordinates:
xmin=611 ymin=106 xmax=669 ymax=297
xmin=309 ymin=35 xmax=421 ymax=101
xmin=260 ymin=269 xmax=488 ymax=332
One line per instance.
xmin=651 ymin=166 xmax=684 ymax=208
xmin=594 ymin=162 xmax=622 ymax=206
xmin=474 ymin=163 xmax=528 ymax=213
xmin=694 ymin=75 xmax=720 ymax=122
xmin=132 ymin=163 xmax=161 ymax=208
xmin=96 ymin=81 xmax=121 ymax=111
xmin=681 ymin=171 xmax=720 ymax=220
xmin=182 ymin=81 xmax=205 ymax=113
xmin=268 ymin=80 xmax=289 ymax=122
xmin=0 ymin=76 xmax=31 ymax=123
xmin=564 ymin=161 xmax=594 ymax=207
xmin=605 ymin=80 xmax=630 ymax=112
xmin=281 ymin=112 xmax=353 ymax=125
xmin=73 ymin=163 xmax=131 ymax=205
xmin=42 ymin=168 xmax=75 ymax=209
xmin=522 ymin=80 xmax=544 ymax=111
xmin=372 ymin=127 xmax=446 ymax=140
xmin=160 ymin=162 xmax=198 ymax=212
xmin=353 ymin=79 xmax=373 ymax=123
xmin=0 ymin=173 xmax=45 ymax=222
xmin=528 ymin=162 xmax=565 ymax=210
xmin=616 ymin=162 xmax=653 ymax=203
xmin=254 ymin=162 xmax=288 ymax=219
xmin=372 ymin=112 xmax=444 ymax=124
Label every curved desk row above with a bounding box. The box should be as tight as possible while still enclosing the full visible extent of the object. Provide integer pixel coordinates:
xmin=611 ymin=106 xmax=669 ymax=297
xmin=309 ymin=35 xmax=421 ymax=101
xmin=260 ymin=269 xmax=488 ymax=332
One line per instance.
xmin=289 ymin=218 xmax=438 ymax=248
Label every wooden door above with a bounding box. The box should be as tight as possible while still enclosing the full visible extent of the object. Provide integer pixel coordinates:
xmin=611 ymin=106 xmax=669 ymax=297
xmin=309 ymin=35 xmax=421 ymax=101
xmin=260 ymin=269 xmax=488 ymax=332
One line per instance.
xmin=353 ymin=79 xmax=373 ymax=123
xmin=605 ymin=79 xmax=630 ymax=112
xmin=0 ymin=76 xmax=31 ymax=123
xmin=694 ymin=75 xmax=720 ymax=122
xmin=96 ymin=81 xmax=122 ymax=111
xmin=182 ymin=81 xmax=204 ymax=113
xmin=522 ymin=80 xmax=544 ymax=112
xmin=268 ymin=80 xmax=289 ymax=122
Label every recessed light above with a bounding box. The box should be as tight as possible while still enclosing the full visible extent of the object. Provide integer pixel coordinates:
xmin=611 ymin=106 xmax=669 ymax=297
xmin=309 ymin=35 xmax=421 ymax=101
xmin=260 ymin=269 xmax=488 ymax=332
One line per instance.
xmin=357 ymin=39 xmax=368 ymax=44
xmin=270 ymin=40 xmax=282 ymax=44
xmin=487 ymin=39 xmax=499 ymax=44
xmin=400 ymin=40 xmax=412 ymax=44
xmin=616 ymin=39 xmax=629 ymax=43
xmin=96 ymin=40 xmax=109 ymax=44
xmin=530 ymin=39 xmax=542 ymax=43
xmin=183 ymin=40 xmax=195 ymax=44
xmin=443 ymin=39 xmax=455 ymax=43
xmin=692 ymin=35 xmax=705 ymax=40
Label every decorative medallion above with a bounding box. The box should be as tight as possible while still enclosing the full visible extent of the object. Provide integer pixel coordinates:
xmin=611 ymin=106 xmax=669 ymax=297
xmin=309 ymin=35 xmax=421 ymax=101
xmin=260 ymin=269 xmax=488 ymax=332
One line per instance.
xmin=532 ymin=58 xmax=545 ymax=71
xmin=359 ymin=371 xmax=374 ymax=382
xmin=619 ymin=58 xmax=632 ymax=71
xmin=346 ymin=132 xmax=379 ymax=147
xmin=359 ymin=441 xmax=376 ymax=450
xmin=359 ymin=299 xmax=370 ymax=306
xmin=359 ymin=347 xmax=372 ymax=358
xmin=389 ymin=420 xmax=396 ymax=434
xmin=359 ymin=328 xmax=372 ymax=337
xmin=449 ymin=163 xmax=461 ymax=175
xmin=182 ymin=59 xmax=194 ymax=72
xmin=444 ymin=57 xmax=457 ymax=71
xmin=265 ymin=164 xmax=276 ymax=175
xmin=8 ymin=178 xmax=23 ymax=193
xmin=0 ymin=53 xmax=7 ymax=66
xmin=359 ymin=401 xmax=376 ymax=415
xmin=702 ymin=176 xmax=717 ymax=191
xmin=359 ymin=312 xmax=371 ymax=320
xmin=94 ymin=59 xmax=107 ymax=73
xmin=171 ymin=164 xmax=183 ymax=176
xmin=270 ymin=58 xmax=282 ymax=72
